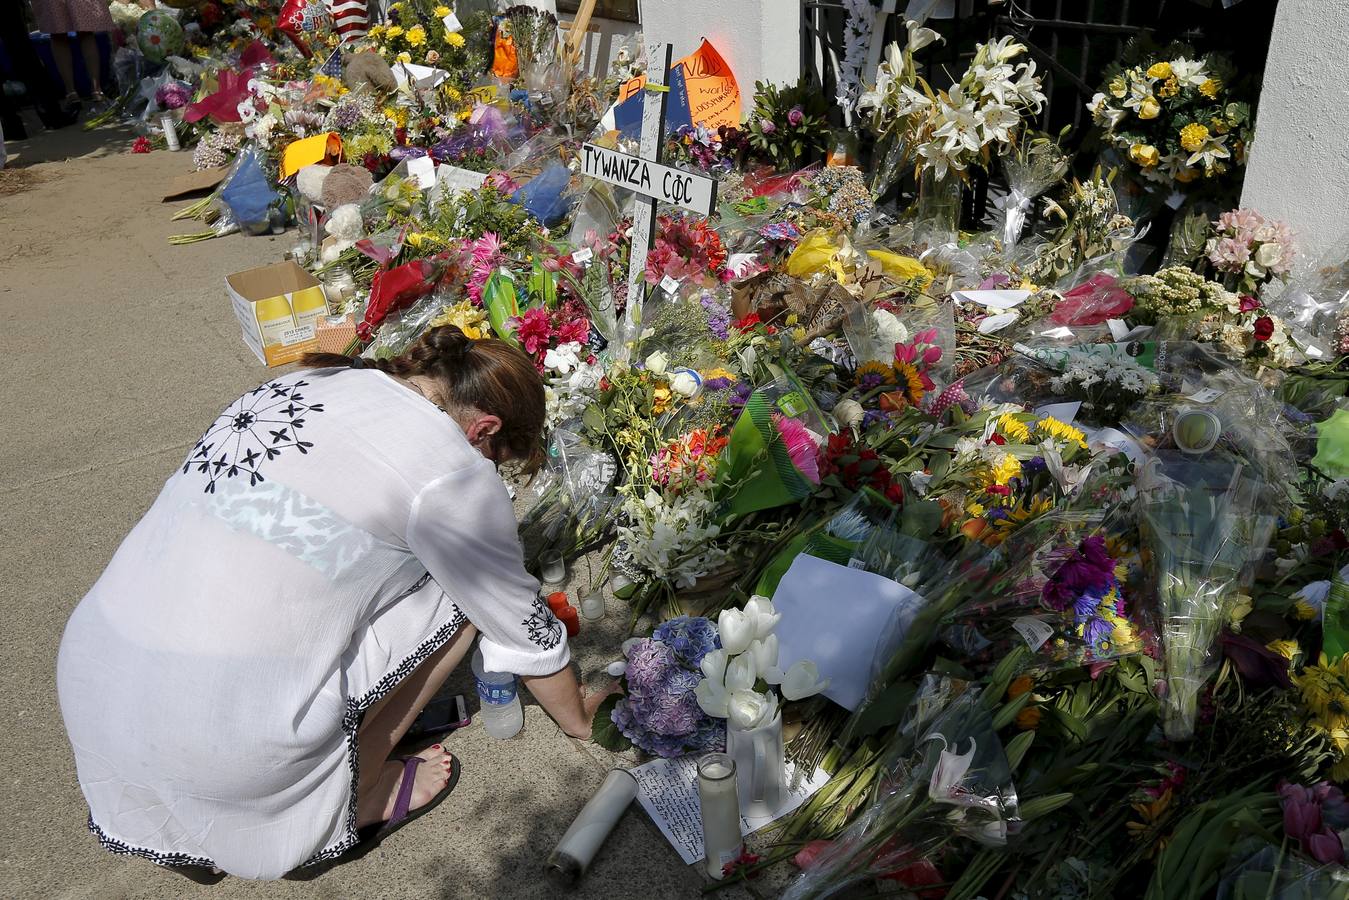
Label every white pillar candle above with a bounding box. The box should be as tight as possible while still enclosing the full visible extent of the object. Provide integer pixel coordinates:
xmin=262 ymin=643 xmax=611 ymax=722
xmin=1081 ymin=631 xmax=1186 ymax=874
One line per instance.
xmin=697 ymin=753 xmax=743 ymax=880
xmin=545 ymin=768 xmax=637 ymax=886
xmin=161 ymin=114 xmax=180 ymax=151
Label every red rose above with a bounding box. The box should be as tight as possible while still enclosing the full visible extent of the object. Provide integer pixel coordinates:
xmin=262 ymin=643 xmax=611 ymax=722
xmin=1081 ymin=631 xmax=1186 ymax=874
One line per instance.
xmin=1253 ymin=315 xmax=1274 ymax=342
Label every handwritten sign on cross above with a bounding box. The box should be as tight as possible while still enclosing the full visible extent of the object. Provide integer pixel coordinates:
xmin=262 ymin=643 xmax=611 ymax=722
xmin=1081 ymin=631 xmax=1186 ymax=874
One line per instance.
xmin=578 ymin=41 xmax=718 ymax=330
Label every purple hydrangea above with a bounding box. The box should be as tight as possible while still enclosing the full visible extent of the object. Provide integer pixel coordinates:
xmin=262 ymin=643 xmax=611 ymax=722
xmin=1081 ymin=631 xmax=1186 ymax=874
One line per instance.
xmin=609 ymin=618 xmax=726 ymax=758
xmin=652 ymin=615 xmax=719 ymax=667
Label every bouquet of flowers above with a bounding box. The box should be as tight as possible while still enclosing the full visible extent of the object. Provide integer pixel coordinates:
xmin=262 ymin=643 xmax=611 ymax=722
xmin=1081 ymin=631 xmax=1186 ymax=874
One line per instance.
xmin=598 ymin=616 xmax=726 ymax=757
xmin=744 ymin=78 xmax=832 ymax=170
xmin=1205 ymin=207 xmax=1296 ymax=296
xmin=716 ymin=373 xmax=830 ymax=518
xmin=1138 ymin=450 xmax=1274 ymax=740
xmin=1088 ymin=47 xmax=1252 ymax=192
xmin=1047 ymin=347 xmax=1161 ymax=426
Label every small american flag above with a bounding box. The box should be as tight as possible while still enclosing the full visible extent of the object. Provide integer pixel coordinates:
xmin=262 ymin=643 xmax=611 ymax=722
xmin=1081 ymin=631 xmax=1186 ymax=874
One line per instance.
xmin=320 ymin=47 xmax=343 ymax=77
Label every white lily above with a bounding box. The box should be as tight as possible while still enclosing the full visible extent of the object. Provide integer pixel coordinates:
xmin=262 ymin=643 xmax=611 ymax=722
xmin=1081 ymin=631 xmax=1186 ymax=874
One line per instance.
xmin=695 ymin=678 xmax=730 ymax=718
xmin=724 ymin=653 xmax=757 ymax=691
xmin=907 ymin=21 xmax=943 ymax=53
xmin=742 ymin=595 xmax=781 ymax=639
xmin=727 ymin=688 xmax=778 ymax=730
xmin=779 ymin=659 xmax=830 ymax=700
xmin=748 ymin=635 xmax=780 ymax=679
xmin=717 ymin=608 xmax=755 ymax=655
xmin=926 ymin=734 xmax=977 ymax=805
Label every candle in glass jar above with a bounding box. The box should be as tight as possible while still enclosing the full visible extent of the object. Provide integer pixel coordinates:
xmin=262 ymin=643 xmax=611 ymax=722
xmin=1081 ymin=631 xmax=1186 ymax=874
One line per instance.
xmin=540 ymin=550 xmax=566 ymax=585
xmin=580 ymin=590 xmax=605 ymax=621
xmin=697 ymin=753 xmax=743 ymax=880
xmin=545 ymin=768 xmax=637 ymax=886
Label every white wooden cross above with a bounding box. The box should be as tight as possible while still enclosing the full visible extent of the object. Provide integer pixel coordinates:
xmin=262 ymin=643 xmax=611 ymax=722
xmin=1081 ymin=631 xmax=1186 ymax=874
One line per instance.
xmin=578 ymin=41 xmax=717 ymax=332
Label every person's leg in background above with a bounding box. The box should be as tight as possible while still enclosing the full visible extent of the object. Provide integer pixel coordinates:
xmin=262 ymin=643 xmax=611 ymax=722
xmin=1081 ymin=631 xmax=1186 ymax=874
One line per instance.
xmin=0 ymin=1 xmax=76 ymax=129
xmin=48 ymin=33 xmax=79 ymax=109
xmin=75 ymin=32 xmax=104 ymax=102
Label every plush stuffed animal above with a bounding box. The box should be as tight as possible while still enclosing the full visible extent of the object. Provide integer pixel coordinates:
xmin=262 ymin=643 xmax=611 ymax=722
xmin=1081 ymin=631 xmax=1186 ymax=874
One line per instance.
xmin=342 ymin=50 xmax=396 ymax=94
xmin=296 ymin=162 xmax=373 ymax=210
xmin=321 ymin=203 xmax=365 ymax=264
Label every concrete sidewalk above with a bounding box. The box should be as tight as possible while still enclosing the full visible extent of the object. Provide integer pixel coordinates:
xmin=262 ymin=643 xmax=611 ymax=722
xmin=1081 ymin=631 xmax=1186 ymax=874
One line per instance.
xmin=0 ymin=125 xmax=772 ymax=899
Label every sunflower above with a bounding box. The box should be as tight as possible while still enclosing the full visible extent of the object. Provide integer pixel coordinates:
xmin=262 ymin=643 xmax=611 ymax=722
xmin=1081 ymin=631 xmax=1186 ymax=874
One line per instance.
xmin=894 ymin=360 xmax=926 ymax=405
xmin=855 ymin=360 xmax=897 ymax=387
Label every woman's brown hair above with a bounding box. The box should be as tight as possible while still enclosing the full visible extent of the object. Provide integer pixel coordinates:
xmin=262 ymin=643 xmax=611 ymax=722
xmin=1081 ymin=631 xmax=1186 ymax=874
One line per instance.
xmin=302 ymin=326 xmax=547 ymax=472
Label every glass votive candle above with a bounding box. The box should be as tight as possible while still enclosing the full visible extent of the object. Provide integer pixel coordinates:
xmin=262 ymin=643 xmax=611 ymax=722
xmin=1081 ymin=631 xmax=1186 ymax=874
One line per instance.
xmin=580 ymin=590 xmax=606 ymax=622
xmin=540 ymin=550 xmax=566 ymax=585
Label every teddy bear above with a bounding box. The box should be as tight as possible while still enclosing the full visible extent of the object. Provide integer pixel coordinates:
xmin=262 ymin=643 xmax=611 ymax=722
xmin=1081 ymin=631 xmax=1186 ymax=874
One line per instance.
xmin=296 ymin=162 xmax=373 ymax=210
xmin=321 ymin=203 xmax=364 ymax=264
xmin=342 ymin=50 xmax=397 ymax=95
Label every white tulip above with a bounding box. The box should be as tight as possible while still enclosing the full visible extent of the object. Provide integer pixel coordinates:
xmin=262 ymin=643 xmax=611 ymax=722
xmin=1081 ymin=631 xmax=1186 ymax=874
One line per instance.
xmin=727 ymin=688 xmax=778 ymax=730
xmin=644 ymin=350 xmax=669 ymax=376
xmin=717 ymin=608 xmax=755 ymax=655
xmin=748 ymin=635 xmax=779 ymax=679
xmin=724 ymin=653 xmax=757 ymax=691
xmin=743 ymin=595 xmax=782 ymax=640
xmin=699 ymin=647 xmax=729 ymax=686
xmin=779 ymin=659 xmax=830 ymax=701
xmin=669 ymin=370 xmax=701 ymax=398
xmin=695 ymin=678 xmax=730 ymax=718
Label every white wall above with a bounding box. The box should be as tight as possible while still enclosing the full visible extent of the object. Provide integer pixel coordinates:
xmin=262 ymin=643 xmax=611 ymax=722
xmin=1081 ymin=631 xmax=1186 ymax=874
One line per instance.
xmin=1240 ymin=1 xmax=1349 ymax=262
xmin=559 ymin=0 xmax=800 ymax=87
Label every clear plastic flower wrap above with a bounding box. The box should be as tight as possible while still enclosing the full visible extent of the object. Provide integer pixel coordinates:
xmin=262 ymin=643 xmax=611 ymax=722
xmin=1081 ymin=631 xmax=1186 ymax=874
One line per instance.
xmin=942 ymin=509 xmax=1154 ymax=672
xmin=517 ymin=427 xmax=619 ymax=568
xmin=1137 ymin=450 xmax=1278 ymax=740
xmin=843 ymin=298 xmax=955 ymax=385
xmin=1264 ymin=231 xmax=1349 ymax=360
xmin=998 ymin=136 xmax=1069 ymax=251
xmin=1218 ymin=839 xmax=1349 ymax=900
xmin=784 ymin=687 xmax=1020 ymax=900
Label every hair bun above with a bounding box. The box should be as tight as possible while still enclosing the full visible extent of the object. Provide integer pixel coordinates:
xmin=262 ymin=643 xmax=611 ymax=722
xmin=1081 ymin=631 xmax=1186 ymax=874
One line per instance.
xmin=427 ymin=325 xmax=474 ymax=367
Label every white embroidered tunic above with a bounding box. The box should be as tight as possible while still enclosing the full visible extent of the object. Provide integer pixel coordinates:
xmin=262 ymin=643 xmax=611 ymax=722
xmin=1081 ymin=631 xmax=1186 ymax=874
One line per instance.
xmin=57 ymin=368 xmax=567 ymax=879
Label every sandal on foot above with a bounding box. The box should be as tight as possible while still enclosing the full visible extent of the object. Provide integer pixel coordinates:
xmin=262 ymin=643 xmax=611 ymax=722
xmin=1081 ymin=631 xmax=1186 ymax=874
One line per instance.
xmin=345 ymin=753 xmax=461 ymax=862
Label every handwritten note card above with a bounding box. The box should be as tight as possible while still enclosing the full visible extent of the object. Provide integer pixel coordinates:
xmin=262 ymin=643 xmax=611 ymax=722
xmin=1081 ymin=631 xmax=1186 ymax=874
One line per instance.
xmin=630 ymin=756 xmax=828 ymax=864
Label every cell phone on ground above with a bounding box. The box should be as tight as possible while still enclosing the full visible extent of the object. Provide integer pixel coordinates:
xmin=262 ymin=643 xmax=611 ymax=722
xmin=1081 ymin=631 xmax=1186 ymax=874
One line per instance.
xmin=406 ymin=693 xmax=470 ymax=741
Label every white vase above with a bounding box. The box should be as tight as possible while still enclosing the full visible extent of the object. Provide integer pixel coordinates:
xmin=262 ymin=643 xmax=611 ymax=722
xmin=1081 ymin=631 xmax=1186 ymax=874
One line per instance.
xmin=726 ymin=712 xmax=785 ymax=819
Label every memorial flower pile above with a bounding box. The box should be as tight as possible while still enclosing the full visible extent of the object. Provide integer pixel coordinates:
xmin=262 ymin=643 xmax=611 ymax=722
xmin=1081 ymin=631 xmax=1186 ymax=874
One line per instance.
xmin=127 ymin=4 xmax=1349 ymax=894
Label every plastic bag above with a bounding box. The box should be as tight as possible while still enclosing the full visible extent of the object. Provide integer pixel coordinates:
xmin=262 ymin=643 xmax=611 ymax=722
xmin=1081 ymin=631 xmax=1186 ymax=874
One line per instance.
xmin=219 ymin=149 xmax=279 ymax=235
xmin=1265 ymin=231 xmax=1349 ymax=360
xmin=999 ymin=137 xmax=1069 ymax=250
xmin=784 ymin=689 xmax=1019 ymax=900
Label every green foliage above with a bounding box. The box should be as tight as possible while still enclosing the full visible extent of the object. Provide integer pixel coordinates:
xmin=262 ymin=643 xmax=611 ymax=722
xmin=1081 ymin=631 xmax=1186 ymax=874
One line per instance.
xmin=744 ymin=79 xmax=831 ymax=169
xmin=589 ymin=693 xmax=631 ymax=751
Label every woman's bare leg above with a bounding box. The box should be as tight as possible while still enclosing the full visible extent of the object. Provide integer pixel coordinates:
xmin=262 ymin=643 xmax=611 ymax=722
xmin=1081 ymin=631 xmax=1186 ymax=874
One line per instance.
xmin=49 ymin=35 xmax=77 ymax=100
xmin=76 ymin=33 xmax=102 ymax=96
xmin=354 ymin=624 xmax=476 ymax=828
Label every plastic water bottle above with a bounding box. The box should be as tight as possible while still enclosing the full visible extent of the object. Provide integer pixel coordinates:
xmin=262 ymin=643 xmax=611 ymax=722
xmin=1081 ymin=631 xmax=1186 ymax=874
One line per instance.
xmin=472 ymin=645 xmax=523 ymax=739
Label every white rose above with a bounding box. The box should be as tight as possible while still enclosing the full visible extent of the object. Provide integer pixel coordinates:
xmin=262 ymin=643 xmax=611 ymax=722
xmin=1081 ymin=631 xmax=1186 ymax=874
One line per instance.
xmin=669 ymin=369 xmax=701 ymax=398
xmin=727 ymin=689 xmax=778 ymax=730
xmin=1253 ymin=242 xmax=1283 ymax=269
xmin=644 ymin=350 xmax=669 ymax=376
xmin=834 ymin=398 xmax=864 ymax=428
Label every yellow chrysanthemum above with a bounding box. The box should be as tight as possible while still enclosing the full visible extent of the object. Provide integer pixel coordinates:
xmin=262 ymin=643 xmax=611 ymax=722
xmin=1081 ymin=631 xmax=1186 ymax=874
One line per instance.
xmin=1146 ymin=61 xmax=1173 ymax=80
xmin=1266 ymin=639 xmax=1300 ymax=661
xmin=434 ymin=4 xmax=451 ymax=16
xmin=1297 ymin=654 xmax=1349 ymax=733
xmin=395 ymin=51 xmax=412 ymax=64
xmin=997 ymin=413 xmax=1031 ymax=443
xmin=446 ymin=31 xmax=466 ymax=48
xmin=368 ymin=24 xmax=385 ymax=38
xmin=785 ymin=313 xmax=799 ymax=326
xmin=1157 ymin=75 xmax=1179 ymax=99
xmin=385 ymin=24 xmax=404 ymax=38
xmin=1179 ymin=123 xmax=1210 ymax=153
xmin=1199 ymin=78 xmax=1222 ymax=99
xmin=1036 ymin=416 xmax=1087 ymax=449
xmin=406 ymin=25 xmax=427 ymax=46
xmin=966 ymin=500 xmax=986 ymax=518
xmin=1294 ymin=599 xmax=1319 ymax=621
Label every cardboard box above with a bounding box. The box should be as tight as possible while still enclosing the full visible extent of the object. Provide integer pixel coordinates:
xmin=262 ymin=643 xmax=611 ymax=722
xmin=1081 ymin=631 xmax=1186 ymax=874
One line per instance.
xmin=226 ymin=260 xmax=329 ymax=366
